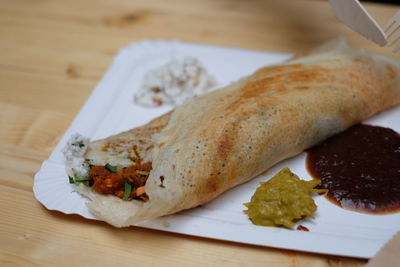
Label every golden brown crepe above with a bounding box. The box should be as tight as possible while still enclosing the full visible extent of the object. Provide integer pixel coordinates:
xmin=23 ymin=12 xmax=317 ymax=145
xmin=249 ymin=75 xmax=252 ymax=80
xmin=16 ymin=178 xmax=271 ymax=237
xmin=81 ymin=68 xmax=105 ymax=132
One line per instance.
xmin=70 ymin=40 xmax=400 ymax=227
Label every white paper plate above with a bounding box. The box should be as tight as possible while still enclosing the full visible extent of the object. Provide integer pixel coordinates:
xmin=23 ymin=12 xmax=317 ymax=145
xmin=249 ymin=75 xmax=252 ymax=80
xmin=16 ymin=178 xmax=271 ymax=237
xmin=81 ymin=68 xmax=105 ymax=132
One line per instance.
xmin=33 ymin=40 xmax=400 ymax=259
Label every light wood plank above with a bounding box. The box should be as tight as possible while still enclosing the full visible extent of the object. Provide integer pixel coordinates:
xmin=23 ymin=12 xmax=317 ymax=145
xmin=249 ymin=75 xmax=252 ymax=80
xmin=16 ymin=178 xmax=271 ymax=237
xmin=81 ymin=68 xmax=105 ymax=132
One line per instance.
xmin=0 ymin=104 xmax=71 ymax=149
xmin=1 ymin=0 xmax=398 ymax=265
xmin=0 ymin=185 xmax=364 ymax=267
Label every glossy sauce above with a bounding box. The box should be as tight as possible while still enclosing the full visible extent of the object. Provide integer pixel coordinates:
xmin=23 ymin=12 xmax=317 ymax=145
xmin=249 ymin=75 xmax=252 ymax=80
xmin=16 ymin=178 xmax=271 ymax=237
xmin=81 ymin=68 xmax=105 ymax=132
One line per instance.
xmin=306 ymin=124 xmax=400 ymax=214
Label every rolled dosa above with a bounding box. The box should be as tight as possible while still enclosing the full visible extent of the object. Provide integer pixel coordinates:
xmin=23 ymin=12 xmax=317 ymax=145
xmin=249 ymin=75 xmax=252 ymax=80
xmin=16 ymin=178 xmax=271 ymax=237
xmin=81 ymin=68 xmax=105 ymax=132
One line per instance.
xmin=69 ymin=40 xmax=400 ymax=227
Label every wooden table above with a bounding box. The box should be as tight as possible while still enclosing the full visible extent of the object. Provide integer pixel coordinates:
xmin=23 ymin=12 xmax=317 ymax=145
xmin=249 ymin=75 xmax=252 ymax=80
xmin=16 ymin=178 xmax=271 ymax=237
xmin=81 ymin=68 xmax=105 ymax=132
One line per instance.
xmin=1 ymin=0 xmax=399 ymax=266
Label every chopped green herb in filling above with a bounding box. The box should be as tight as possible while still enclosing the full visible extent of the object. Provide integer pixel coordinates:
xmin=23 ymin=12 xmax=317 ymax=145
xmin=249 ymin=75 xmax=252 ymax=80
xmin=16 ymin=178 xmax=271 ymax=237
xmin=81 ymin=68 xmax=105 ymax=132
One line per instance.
xmin=105 ymin=163 xmax=117 ymax=173
xmin=69 ymin=176 xmax=91 ymax=184
xmin=123 ymin=179 xmax=132 ymax=201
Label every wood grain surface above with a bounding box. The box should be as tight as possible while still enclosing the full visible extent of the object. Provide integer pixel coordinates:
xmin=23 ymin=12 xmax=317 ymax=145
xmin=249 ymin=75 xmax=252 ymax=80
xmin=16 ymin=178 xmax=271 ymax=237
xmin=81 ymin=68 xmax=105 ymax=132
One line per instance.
xmin=1 ymin=0 xmax=399 ymax=266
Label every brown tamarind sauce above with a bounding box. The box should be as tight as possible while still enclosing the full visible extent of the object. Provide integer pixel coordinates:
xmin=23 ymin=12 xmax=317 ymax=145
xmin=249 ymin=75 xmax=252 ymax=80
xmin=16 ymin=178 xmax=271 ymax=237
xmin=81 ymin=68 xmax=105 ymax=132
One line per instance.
xmin=306 ymin=124 xmax=400 ymax=214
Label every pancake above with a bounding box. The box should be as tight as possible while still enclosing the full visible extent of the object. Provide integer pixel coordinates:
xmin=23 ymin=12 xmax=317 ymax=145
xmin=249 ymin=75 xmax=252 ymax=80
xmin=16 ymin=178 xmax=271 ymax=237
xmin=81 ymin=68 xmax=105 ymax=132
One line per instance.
xmin=66 ymin=40 xmax=400 ymax=227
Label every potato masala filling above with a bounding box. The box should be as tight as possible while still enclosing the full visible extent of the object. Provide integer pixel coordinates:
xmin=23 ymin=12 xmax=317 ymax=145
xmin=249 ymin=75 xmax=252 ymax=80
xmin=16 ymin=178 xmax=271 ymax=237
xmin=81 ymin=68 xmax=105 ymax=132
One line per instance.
xmin=70 ymin=161 xmax=152 ymax=201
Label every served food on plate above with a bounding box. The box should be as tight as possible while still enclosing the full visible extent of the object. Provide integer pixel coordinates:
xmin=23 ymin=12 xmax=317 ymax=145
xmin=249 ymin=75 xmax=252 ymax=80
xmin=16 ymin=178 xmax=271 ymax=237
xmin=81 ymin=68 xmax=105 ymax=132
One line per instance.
xmin=64 ymin=39 xmax=400 ymax=227
xmin=244 ymin=168 xmax=326 ymax=228
xmin=307 ymin=124 xmax=400 ymax=214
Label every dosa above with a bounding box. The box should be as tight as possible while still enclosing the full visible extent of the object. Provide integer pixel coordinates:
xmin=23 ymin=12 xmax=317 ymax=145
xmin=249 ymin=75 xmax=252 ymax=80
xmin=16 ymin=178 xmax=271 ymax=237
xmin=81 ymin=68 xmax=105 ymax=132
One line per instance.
xmin=68 ymin=40 xmax=400 ymax=227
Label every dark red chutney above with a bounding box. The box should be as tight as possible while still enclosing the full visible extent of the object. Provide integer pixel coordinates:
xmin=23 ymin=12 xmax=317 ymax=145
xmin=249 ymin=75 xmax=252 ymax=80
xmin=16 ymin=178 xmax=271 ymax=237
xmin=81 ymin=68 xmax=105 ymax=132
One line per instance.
xmin=306 ymin=124 xmax=400 ymax=214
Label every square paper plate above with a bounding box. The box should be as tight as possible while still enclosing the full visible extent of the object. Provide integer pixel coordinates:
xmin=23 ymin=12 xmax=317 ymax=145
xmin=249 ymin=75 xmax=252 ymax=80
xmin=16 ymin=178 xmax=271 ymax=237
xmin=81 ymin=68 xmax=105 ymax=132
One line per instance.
xmin=34 ymin=40 xmax=400 ymax=259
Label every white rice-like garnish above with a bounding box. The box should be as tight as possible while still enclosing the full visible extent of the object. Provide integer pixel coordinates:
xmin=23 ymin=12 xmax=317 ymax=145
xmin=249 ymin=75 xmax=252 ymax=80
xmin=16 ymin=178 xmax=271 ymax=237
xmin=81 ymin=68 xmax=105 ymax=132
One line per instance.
xmin=134 ymin=57 xmax=216 ymax=107
xmin=62 ymin=133 xmax=90 ymax=178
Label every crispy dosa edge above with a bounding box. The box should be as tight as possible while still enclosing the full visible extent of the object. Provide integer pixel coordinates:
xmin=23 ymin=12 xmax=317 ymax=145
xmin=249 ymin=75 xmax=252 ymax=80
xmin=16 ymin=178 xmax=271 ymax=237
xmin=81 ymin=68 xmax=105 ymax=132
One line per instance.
xmin=75 ymin=40 xmax=400 ymax=227
xmin=75 ymin=112 xmax=173 ymax=226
